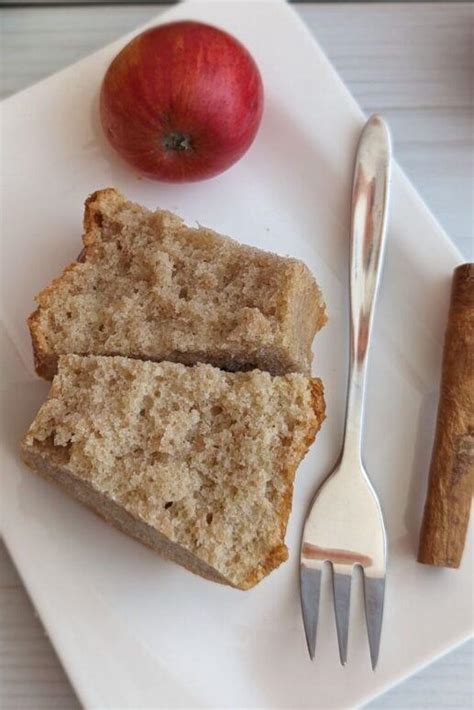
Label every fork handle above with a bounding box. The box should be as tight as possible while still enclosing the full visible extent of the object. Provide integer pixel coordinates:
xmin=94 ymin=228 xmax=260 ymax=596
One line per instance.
xmin=342 ymin=116 xmax=391 ymax=462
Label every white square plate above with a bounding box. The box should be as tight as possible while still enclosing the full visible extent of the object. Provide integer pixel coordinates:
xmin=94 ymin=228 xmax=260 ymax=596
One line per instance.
xmin=1 ymin=1 xmax=472 ymax=707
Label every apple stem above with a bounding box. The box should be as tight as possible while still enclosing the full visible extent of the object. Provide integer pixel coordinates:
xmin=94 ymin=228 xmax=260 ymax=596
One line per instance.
xmin=162 ymin=132 xmax=193 ymax=152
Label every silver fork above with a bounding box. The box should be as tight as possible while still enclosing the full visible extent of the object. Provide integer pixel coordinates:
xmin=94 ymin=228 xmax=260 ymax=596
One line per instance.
xmin=300 ymin=114 xmax=391 ymax=669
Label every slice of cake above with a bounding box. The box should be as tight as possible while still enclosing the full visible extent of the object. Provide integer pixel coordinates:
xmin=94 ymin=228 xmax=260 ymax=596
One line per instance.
xmin=28 ymin=189 xmax=327 ymax=380
xmin=21 ymin=355 xmax=325 ymax=589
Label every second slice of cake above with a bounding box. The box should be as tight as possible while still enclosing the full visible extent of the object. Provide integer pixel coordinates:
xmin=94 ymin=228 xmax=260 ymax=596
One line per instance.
xmin=21 ymin=355 xmax=325 ymax=589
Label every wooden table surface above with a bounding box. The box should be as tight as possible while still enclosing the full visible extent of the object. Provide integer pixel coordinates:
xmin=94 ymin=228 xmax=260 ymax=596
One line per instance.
xmin=1 ymin=3 xmax=473 ymax=708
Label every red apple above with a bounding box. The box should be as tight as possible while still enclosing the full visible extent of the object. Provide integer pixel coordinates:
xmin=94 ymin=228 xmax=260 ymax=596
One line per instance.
xmin=100 ymin=21 xmax=264 ymax=182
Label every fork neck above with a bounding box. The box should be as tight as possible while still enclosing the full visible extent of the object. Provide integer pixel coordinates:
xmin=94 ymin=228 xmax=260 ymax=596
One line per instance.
xmin=339 ymin=115 xmax=391 ymax=469
xmin=340 ymin=353 xmax=366 ymax=465
xmin=339 ymin=203 xmax=383 ymax=468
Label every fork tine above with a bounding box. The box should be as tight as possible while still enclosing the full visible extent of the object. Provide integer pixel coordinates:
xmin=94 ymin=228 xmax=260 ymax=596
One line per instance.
xmin=300 ymin=565 xmax=322 ymax=659
xmin=363 ymin=574 xmax=385 ymax=670
xmin=332 ymin=569 xmax=352 ymax=665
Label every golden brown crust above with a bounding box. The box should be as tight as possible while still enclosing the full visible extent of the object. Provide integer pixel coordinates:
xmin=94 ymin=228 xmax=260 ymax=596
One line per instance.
xmin=28 ymin=309 xmax=52 ymax=379
xmin=239 ymin=545 xmax=289 ymax=590
xmin=83 ymin=188 xmax=121 ymax=236
xmin=28 ymin=189 xmax=118 ymax=379
xmin=418 ymin=264 xmax=474 ymax=568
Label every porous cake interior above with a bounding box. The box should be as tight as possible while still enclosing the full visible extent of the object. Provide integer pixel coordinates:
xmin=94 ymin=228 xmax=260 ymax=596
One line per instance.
xmin=29 ymin=189 xmax=326 ymax=378
xmin=23 ymin=355 xmax=325 ymax=588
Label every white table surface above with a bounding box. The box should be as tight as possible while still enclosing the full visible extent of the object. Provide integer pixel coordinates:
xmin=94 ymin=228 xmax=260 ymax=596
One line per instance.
xmin=0 ymin=3 xmax=472 ymax=708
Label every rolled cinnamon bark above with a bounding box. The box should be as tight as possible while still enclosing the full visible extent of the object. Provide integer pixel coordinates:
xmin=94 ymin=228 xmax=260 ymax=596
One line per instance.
xmin=418 ymin=263 xmax=474 ymax=568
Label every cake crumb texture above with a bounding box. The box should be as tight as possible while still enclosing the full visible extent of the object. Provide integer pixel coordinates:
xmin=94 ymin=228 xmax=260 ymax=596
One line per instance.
xmin=28 ymin=188 xmax=327 ymax=379
xmin=22 ymin=355 xmax=325 ymax=589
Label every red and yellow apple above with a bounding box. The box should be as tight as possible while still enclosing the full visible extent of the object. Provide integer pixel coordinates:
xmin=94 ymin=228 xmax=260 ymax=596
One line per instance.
xmin=100 ymin=21 xmax=264 ymax=182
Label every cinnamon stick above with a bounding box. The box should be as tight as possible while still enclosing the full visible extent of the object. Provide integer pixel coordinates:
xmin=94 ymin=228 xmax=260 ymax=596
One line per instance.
xmin=418 ymin=263 xmax=474 ymax=568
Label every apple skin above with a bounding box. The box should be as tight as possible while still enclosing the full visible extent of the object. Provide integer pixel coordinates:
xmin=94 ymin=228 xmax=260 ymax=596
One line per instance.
xmin=100 ymin=21 xmax=264 ymax=182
